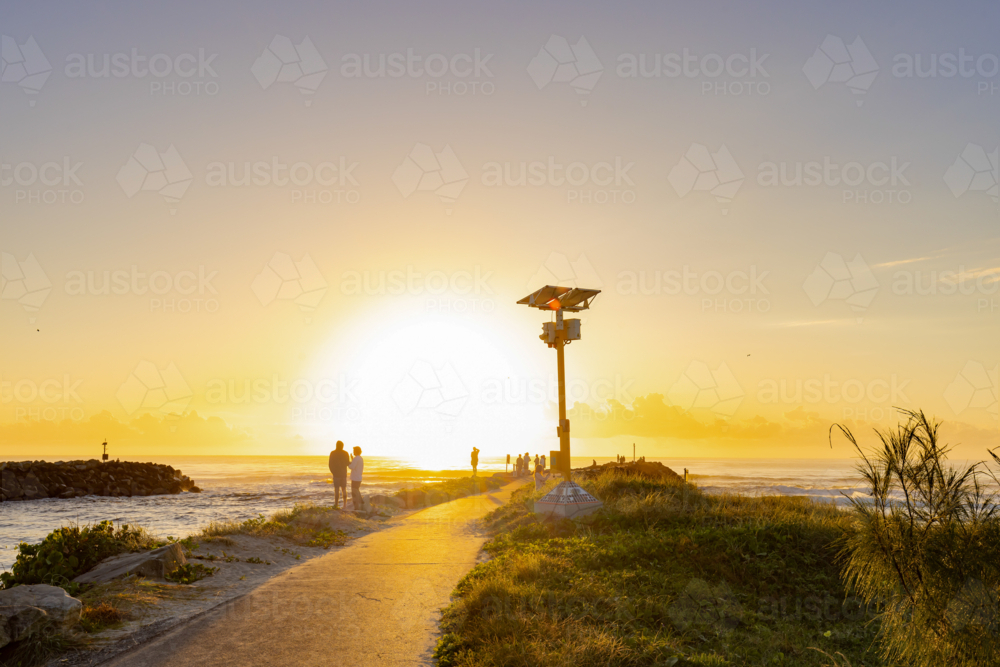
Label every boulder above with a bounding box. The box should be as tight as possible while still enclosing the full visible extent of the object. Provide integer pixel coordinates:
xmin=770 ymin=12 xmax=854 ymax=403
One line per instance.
xmin=1 ymin=470 xmax=23 ymax=500
xmin=0 ymin=585 xmax=81 ymax=631
xmin=73 ymin=543 xmax=187 ymax=584
xmin=0 ymin=605 xmax=49 ymax=649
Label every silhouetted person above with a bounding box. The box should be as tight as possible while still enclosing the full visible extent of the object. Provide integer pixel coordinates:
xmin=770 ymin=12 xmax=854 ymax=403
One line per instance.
xmin=348 ymin=446 xmax=364 ymax=510
xmin=540 ymin=454 xmax=546 ymax=471
xmin=515 ymin=455 xmax=523 ymax=477
xmin=471 ymin=447 xmax=480 ymax=476
xmin=534 ymin=460 xmax=550 ymax=491
xmin=329 ymin=441 xmax=350 ymax=508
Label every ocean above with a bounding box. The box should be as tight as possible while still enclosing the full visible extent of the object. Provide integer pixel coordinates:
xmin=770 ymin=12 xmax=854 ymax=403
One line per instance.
xmin=0 ymin=455 xmax=887 ymax=573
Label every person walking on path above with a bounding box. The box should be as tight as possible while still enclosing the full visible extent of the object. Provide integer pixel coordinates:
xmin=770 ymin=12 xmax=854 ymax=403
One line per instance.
xmin=471 ymin=447 xmax=480 ymax=476
xmin=328 ymin=441 xmax=350 ymax=509
xmin=540 ymin=453 xmax=546 ymax=471
xmin=515 ymin=454 xmax=523 ymax=477
xmin=348 ymin=446 xmax=365 ymax=510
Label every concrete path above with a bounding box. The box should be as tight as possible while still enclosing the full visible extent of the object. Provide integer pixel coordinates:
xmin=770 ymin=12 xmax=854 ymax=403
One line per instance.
xmin=103 ymin=481 xmax=527 ymax=667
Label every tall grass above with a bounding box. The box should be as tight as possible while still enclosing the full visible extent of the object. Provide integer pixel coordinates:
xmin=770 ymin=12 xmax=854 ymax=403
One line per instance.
xmin=833 ymin=409 xmax=1000 ymax=667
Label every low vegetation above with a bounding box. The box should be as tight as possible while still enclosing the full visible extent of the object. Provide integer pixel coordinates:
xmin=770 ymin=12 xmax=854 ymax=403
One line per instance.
xmin=164 ymin=562 xmax=218 ymax=585
xmin=199 ymin=503 xmax=351 ymax=548
xmin=79 ymin=602 xmax=128 ymax=633
xmin=0 ymin=627 xmax=88 ymax=667
xmin=833 ymin=409 xmax=1000 ymax=667
xmin=0 ymin=521 xmax=159 ymax=593
xmin=393 ymin=475 xmax=505 ymax=504
xmin=75 ymin=576 xmax=172 ymax=635
xmin=435 ymin=471 xmax=873 ymax=666
xmin=436 ymin=411 xmax=1000 ymax=667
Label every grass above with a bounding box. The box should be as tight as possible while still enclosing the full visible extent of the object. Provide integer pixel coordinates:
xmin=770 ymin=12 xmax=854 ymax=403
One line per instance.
xmin=75 ymin=577 xmax=175 ymax=635
xmin=434 ymin=471 xmax=883 ymax=667
xmin=199 ymin=503 xmax=354 ymax=548
xmin=392 ymin=476 xmax=505 ymax=504
xmin=165 ymin=562 xmax=218 ymax=584
xmin=79 ymin=602 xmax=128 ymax=633
xmin=0 ymin=627 xmax=88 ymax=667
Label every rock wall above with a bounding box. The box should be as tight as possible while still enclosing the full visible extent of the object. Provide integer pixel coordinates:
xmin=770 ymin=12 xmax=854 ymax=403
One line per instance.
xmin=0 ymin=460 xmax=200 ymax=502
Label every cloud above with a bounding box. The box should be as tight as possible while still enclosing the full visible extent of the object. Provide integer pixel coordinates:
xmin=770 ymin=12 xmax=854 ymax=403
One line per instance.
xmin=568 ymin=393 xmax=1000 ymax=458
xmin=0 ymin=410 xmax=252 ymax=456
xmin=569 ymin=393 xmax=781 ymax=440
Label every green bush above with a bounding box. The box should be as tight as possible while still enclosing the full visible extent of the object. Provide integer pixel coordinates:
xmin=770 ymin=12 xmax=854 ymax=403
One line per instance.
xmin=0 ymin=520 xmax=156 ymax=592
xmin=834 ymin=409 xmax=1000 ymax=667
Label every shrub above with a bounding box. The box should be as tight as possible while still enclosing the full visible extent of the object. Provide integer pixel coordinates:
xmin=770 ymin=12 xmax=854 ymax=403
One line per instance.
xmin=80 ymin=602 xmax=128 ymax=633
xmin=0 ymin=520 xmax=157 ymax=592
xmin=833 ymin=409 xmax=1000 ymax=667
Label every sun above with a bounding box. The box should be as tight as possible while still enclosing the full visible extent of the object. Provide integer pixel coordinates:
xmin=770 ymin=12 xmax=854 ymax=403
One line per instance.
xmin=298 ymin=307 xmax=550 ymax=469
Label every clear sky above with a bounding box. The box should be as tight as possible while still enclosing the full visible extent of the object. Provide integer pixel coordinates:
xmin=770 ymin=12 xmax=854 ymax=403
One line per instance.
xmin=2 ymin=0 xmax=998 ymax=466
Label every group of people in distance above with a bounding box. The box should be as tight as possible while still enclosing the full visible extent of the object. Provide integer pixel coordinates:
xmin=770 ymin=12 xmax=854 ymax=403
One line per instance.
xmin=513 ymin=452 xmax=550 ymax=490
xmin=328 ymin=440 xmax=364 ymax=510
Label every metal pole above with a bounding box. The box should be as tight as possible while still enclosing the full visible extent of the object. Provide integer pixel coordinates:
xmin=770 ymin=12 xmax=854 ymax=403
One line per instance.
xmin=556 ymin=310 xmax=570 ymax=480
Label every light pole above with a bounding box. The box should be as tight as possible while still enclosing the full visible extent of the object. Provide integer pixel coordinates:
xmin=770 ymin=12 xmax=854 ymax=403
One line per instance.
xmin=518 ymin=285 xmax=604 ymax=519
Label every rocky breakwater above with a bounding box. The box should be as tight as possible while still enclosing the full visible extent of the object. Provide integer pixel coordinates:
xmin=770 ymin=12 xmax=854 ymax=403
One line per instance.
xmin=0 ymin=460 xmax=201 ymax=502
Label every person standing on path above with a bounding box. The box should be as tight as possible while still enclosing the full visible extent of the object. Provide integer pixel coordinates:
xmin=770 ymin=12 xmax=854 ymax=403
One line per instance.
xmin=515 ymin=454 xmax=523 ymax=477
xmin=348 ymin=446 xmax=364 ymax=510
xmin=471 ymin=447 xmax=480 ymax=476
xmin=540 ymin=453 xmax=546 ymax=471
xmin=328 ymin=441 xmax=350 ymax=509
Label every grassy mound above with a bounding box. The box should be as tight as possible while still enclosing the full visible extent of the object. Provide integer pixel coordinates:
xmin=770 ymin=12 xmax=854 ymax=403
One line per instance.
xmin=434 ymin=471 xmax=879 ymax=666
xmin=388 ymin=476 xmax=506 ymax=509
xmin=200 ymin=503 xmax=351 ymax=548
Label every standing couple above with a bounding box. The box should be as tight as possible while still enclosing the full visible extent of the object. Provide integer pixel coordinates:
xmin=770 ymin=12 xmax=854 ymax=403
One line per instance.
xmin=328 ymin=441 xmax=364 ymax=510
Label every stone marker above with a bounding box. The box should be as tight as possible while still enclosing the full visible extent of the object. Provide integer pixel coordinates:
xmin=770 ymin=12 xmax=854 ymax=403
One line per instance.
xmin=533 ymin=480 xmax=603 ymax=519
xmin=73 ymin=543 xmax=187 ymax=584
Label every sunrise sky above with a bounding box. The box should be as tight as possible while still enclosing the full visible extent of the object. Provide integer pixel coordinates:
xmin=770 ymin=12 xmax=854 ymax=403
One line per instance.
xmin=2 ymin=0 xmax=998 ymax=465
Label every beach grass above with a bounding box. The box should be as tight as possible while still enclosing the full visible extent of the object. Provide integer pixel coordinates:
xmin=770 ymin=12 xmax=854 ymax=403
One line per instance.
xmin=0 ymin=626 xmax=88 ymax=667
xmin=391 ymin=475 xmax=505 ymax=503
xmin=199 ymin=503 xmax=351 ymax=548
xmin=434 ymin=470 xmax=881 ymax=667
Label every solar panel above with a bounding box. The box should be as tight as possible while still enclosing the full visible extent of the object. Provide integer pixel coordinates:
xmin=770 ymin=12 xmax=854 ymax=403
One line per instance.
xmin=518 ymin=285 xmax=601 ymax=311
